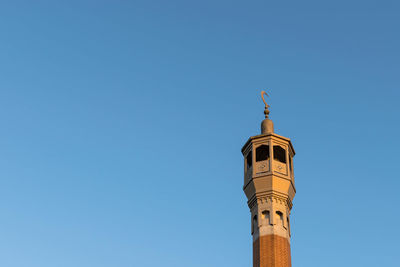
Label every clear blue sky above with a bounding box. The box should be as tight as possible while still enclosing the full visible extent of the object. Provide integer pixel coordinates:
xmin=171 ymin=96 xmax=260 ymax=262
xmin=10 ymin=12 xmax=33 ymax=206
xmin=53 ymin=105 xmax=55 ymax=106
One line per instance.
xmin=0 ymin=1 xmax=399 ymax=266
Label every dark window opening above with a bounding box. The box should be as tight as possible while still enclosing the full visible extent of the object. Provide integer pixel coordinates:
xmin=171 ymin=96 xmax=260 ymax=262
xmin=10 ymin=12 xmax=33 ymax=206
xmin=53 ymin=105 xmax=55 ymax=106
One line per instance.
xmin=273 ymin=146 xmax=286 ymax=163
xmin=262 ymin=210 xmax=269 ymax=218
xmin=252 ymin=215 xmax=258 ymax=234
xmin=246 ymin=152 xmax=252 ymax=169
xmin=256 ymin=145 xmax=270 ymax=162
xmin=289 ymin=155 xmax=292 ymax=172
xmin=276 ymin=211 xmax=284 ymax=226
xmin=262 ymin=210 xmax=270 ymax=224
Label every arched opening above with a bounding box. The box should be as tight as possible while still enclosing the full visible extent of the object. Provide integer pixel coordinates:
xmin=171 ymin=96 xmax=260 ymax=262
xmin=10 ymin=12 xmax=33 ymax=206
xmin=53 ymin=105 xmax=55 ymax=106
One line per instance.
xmin=262 ymin=210 xmax=270 ymax=225
xmin=256 ymin=145 xmax=270 ymax=162
xmin=275 ymin=211 xmax=284 ymax=226
xmin=273 ymin=146 xmax=286 ymax=163
xmin=246 ymin=151 xmax=252 ymax=169
xmin=252 ymin=215 xmax=258 ymax=234
xmin=255 ymin=145 xmax=270 ymax=173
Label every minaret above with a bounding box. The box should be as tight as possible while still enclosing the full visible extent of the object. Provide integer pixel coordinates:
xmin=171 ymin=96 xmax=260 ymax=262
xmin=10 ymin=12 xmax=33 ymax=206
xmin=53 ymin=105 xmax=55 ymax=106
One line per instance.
xmin=241 ymin=92 xmax=296 ymax=267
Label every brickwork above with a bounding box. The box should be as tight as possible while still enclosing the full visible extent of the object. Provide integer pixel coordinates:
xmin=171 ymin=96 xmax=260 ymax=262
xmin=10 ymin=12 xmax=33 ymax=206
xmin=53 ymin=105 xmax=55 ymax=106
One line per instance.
xmin=253 ymin=235 xmax=291 ymax=267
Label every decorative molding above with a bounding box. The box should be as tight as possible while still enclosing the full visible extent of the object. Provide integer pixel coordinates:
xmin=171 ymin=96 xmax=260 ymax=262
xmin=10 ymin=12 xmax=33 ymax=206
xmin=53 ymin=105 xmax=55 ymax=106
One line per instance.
xmin=248 ymin=193 xmax=293 ymax=210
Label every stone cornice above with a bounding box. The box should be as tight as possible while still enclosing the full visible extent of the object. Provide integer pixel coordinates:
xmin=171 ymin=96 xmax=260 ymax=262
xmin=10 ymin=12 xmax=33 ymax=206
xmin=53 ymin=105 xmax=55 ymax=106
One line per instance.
xmin=248 ymin=193 xmax=293 ymax=210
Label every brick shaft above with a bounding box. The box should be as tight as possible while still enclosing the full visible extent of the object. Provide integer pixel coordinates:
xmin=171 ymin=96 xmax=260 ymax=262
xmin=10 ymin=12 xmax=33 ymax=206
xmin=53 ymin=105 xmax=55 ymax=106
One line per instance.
xmin=253 ymin=235 xmax=291 ymax=267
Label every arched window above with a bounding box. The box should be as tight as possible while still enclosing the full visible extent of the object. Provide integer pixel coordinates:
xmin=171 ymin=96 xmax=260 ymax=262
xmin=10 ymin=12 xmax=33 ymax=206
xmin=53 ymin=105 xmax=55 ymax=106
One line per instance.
xmin=246 ymin=151 xmax=252 ymax=169
xmin=273 ymin=146 xmax=286 ymax=163
xmin=262 ymin=210 xmax=270 ymax=225
xmin=256 ymin=145 xmax=270 ymax=162
xmin=276 ymin=211 xmax=284 ymax=226
xmin=252 ymin=215 xmax=258 ymax=234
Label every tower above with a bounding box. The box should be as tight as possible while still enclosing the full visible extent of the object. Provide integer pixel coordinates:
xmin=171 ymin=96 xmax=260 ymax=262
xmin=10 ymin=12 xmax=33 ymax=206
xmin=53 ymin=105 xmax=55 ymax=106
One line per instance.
xmin=241 ymin=92 xmax=296 ymax=267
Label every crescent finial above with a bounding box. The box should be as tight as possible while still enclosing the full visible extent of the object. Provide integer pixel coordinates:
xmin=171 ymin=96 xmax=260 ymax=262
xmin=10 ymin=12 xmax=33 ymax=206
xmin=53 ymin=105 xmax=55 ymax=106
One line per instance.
xmin=261 ymin=90 xmax=270 ymax=118
xmin=261 ymin=91 xmax=269 ymax=107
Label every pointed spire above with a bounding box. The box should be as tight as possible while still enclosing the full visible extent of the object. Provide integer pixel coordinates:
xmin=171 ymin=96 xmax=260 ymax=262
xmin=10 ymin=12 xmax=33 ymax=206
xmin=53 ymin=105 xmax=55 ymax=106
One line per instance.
xmin=260 ymin=91 xmax=274 ymax=134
